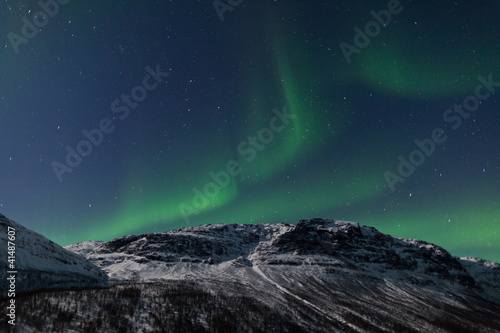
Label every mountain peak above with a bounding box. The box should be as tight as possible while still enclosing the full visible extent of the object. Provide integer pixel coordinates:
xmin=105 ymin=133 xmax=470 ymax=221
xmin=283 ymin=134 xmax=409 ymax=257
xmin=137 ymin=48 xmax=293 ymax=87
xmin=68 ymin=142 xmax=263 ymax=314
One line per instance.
xmin=64 ymin=218 xmax=498 ymax=295
xmin=2 ymin=216 xmax=499 ymax=332
xmin=0 ymin=214 xmax=108 ymax=296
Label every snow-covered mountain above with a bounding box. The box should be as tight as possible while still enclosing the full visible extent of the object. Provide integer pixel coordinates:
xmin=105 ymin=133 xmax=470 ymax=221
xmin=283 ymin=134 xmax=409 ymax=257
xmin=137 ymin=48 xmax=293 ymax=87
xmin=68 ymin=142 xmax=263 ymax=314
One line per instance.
xmin=66 ymin=219 xmax=499 ymax=293
xmin=2 ymin=217 xmax=500 ymax=332
xmin=0 ymin=213 xmax=108 ymax=297
xmin=58 ymin=218 xmax=500 ymax=332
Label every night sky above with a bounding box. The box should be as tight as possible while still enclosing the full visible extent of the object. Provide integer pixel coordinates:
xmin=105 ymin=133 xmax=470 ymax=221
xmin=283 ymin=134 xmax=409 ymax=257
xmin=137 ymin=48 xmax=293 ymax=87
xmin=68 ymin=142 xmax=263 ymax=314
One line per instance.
xmin=1 ymin=1 xmax=499 ymax=262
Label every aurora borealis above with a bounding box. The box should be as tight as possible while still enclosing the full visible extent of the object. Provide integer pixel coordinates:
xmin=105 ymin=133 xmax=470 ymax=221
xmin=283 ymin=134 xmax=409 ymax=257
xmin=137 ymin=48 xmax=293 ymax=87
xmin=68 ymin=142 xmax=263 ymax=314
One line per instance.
xmin=0 ymin=1 xmax=499 ymax=262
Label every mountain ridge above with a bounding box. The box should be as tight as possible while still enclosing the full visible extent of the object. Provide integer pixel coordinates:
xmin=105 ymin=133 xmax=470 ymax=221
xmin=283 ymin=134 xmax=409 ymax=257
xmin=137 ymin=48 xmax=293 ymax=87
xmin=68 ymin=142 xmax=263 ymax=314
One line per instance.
xmin=2 ymin=215 xmax=499 ymax=332
xmin=65 ymin=218 xmax=500 ymax=294
xmin=60 ymin=217 xmax=500 ymax=331
xmin=0 ymin=213 xmax=108 ymax=297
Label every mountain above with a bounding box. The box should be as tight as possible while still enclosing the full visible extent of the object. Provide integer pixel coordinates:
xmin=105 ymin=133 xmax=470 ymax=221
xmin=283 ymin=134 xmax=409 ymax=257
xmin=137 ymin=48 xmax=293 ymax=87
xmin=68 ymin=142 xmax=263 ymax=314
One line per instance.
xmin=1 ymin=217 xmax=500 ymax=332
xmin=0 ymin=213 xmax=108 ymax=297
xmin=66 ymin=219 xmax=499 ymax=291
xmin=61 ymin=218 xmax=500 ymax=332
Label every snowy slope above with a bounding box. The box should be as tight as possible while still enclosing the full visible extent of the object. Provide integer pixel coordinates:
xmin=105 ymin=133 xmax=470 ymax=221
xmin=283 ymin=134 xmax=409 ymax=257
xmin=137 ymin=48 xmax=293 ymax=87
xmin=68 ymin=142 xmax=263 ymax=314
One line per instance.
xmin=58 ymin=218 xmax=500 ymax=331
xmin=0 ymin=214 xmax=108 ymax=296
xmin=66 ymin=218 xmax=500 ymax=298
xmin=66 ymin=219 xmax=500 ymax=299
xmin=2 ymin=217 xmax=498 ymax=332
xmin=458 ymin=256 xmax=500 ymax=295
